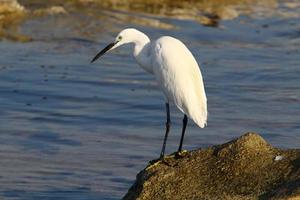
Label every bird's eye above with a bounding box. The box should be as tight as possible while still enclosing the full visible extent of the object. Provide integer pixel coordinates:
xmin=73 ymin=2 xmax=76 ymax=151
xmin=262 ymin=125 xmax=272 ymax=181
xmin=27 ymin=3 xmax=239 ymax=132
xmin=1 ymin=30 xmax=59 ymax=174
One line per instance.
xmin=118 ymin=36 xmax=122 ymax=40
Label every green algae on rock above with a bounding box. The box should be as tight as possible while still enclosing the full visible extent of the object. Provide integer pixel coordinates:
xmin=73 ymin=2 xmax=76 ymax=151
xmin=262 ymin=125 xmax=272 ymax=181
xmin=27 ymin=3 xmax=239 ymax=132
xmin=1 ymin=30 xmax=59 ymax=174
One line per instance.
xmin=123 ymin=132 xmax=300 ymax=200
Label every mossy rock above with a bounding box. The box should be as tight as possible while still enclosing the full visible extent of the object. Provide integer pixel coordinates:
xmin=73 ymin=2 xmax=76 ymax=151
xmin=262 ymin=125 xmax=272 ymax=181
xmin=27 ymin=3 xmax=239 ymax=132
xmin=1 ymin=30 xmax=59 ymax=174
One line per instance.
xmin=123 ymin=132 xmax=300 ymax=200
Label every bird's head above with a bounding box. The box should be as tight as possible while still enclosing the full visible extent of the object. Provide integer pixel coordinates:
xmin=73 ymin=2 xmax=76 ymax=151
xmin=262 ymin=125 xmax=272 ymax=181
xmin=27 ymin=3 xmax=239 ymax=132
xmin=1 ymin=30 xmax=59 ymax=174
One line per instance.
xmin=91 ymin=28 xmax=141 ymax=63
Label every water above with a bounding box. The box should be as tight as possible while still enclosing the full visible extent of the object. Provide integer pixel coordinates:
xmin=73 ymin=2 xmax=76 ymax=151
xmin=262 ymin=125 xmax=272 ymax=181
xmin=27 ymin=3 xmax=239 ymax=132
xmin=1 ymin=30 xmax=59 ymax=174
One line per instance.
xmin=0 ymin=1 xmax=299 ymax=199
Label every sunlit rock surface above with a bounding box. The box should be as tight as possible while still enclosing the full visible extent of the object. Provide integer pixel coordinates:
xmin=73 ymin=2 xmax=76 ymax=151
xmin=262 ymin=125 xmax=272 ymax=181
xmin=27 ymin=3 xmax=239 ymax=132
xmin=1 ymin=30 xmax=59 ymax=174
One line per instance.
xmin=0 ymin=0 xmax=24 ymax=12
xmin=0 ymin=0 xmax=67 ymax=41
xmin=123 ymin=132 xmax=300 ymax=200
xmin=0 ymin=0 xmax=28 ymax=41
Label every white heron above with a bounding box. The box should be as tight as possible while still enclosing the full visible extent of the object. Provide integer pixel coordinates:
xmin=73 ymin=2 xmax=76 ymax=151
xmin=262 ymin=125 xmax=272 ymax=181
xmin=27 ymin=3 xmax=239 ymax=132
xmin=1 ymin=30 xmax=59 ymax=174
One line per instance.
xmin=91 ymin=28 xmax=207 ymax=159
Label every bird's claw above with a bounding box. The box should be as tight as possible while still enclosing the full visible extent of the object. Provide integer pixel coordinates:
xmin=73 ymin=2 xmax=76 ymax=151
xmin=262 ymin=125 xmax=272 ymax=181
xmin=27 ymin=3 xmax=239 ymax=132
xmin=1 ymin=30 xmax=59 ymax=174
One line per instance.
xmin=175 ymin=150 xmax=188 ymax=159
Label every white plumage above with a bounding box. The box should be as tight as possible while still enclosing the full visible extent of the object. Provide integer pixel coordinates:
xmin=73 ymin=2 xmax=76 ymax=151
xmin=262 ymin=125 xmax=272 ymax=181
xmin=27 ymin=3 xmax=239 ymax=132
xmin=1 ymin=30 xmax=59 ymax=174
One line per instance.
xmin=91 ymin=28 xmax=207 ymax=158
xmin=152 ymin=36 xmax=207 ymax=128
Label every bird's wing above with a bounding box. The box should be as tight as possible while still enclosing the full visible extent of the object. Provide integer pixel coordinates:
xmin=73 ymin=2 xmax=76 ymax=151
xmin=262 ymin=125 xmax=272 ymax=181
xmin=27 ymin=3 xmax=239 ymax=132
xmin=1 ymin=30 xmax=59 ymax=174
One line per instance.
xmin=152 ymin=36 xmax=207 ymax=127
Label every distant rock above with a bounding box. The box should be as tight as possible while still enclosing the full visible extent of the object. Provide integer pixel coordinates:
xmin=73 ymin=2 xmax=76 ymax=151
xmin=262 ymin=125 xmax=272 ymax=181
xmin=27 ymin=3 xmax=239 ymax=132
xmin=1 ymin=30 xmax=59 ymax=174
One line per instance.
xmin=33 ymin=6 xmax=68 ymax=16
xmin=123 ymin=132 xmax=300 ymax=200
xmin=0 ymin=0 xmax=25 ymax=13
xmin=0 ymin=0 xmax=68 ymax=41
xmin=0 ymin=0 xmax=29 ymax=41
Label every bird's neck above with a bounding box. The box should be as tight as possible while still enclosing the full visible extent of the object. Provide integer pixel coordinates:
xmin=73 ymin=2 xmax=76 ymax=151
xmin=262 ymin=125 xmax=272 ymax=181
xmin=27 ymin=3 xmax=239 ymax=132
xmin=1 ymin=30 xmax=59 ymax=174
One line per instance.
xmin=133 ymin=34 xmax=153 ymax=74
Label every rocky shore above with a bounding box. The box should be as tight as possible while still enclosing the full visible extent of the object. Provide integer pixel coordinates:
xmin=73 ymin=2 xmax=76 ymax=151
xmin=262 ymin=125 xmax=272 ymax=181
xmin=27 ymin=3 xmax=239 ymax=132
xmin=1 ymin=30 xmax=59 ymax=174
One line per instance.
xmin=1 ymin=0 xmax=299 ymax=41
xmin=123 ymin=132 xmax=300 ymax=200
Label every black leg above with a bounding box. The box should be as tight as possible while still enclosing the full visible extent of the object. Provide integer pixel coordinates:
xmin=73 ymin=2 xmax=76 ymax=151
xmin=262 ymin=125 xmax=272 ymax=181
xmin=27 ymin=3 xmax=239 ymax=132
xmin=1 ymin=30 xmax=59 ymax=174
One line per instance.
xmin=160 ymin=103 xmax=170 ymax=159
xmin=177 ymin=114 xmax=188 ymax=153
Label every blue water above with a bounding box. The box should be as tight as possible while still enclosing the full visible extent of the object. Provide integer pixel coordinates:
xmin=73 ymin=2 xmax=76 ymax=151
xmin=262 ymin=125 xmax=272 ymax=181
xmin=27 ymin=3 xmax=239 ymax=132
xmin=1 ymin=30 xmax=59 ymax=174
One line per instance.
xmin=0 ymin=2 xmax=299 ymax=199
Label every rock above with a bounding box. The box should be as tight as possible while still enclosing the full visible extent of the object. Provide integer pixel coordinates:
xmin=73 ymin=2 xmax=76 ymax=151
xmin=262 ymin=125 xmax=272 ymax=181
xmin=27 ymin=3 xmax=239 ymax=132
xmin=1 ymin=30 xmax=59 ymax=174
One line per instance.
xmin=123 ymin=132 xmax=300 ymax=200
xmin=33 ymin=6 xmax=68 ymax=16
xmin=0 ymin=0 xmax=30 ymax=41
xmin=0 ymin=0 xmax=25 ymax=13
xmin=0 ymin=1 xmax=68 ymax=41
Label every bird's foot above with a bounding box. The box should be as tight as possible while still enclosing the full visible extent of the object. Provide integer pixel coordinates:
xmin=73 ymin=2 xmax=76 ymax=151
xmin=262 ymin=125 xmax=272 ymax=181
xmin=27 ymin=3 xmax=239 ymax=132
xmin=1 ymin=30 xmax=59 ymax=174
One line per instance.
xmin=159 ymin=155 xmax=164 ymax=161
xmin=175 ymin=150 xmax=188 ymax=159
xmin=148 ymin=154 xmax=168 ymax=166
xmin=146 ymin=157 xmax=164 ymax=170
xmin=147 ymin=155 xmax=173 ymax=169
xmin=148 ymin=157 xmax=161 ymax=165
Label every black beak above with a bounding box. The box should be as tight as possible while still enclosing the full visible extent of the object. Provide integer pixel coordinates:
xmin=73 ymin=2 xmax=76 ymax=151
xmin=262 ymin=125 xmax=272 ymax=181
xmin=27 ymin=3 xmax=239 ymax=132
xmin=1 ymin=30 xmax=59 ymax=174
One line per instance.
xmin=91 ymin=41 xmax=117 ymax=63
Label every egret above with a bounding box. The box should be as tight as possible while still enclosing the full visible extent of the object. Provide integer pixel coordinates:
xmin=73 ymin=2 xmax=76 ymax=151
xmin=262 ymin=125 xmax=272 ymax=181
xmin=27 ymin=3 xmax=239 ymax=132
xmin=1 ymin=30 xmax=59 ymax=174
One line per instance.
xmin=91 ymin=28 xmax=207 ymax=159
